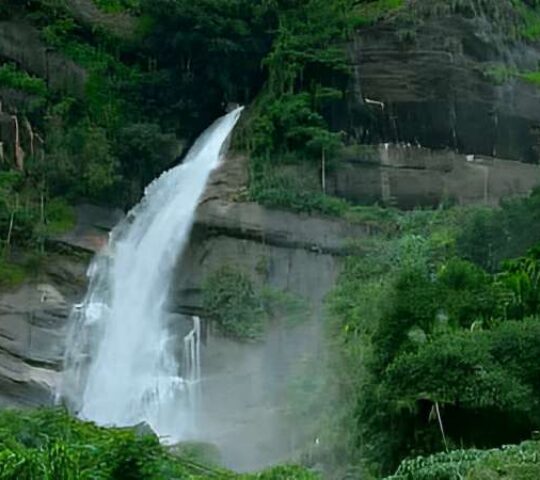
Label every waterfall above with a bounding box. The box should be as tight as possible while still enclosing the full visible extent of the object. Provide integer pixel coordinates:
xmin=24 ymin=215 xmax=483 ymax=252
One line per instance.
xmin=60 ymin=107 xmax=243 ymax=441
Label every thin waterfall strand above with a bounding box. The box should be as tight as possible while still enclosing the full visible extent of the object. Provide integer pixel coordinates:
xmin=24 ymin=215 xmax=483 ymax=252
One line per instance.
xmin=60 ymin=108 xmax=243 ymax=441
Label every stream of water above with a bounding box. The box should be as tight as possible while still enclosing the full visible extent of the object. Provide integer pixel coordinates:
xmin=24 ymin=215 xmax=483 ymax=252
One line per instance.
xmin=60 ymin=108 xmax=243 ymax=441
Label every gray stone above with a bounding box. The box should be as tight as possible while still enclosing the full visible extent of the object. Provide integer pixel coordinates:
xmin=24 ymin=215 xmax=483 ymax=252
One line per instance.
xmin=0 ymin=22 xmax=87 ymax=98
xmin=327 ymin=145 xmax=540 ymax=208
xmin=65 ymin=0 xmax=137 ymax=39
xmin=346 ymin=11 xmax=540 ymax=163
xmin=0 ymin=282 xmax=72 ymax=406
xmin=54 ymin=204 xmax=124 ymax=253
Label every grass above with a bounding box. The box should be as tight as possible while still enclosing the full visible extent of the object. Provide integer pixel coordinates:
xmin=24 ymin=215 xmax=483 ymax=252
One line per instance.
xmin=248 ymin=163 xmax=351 ymax=217
xmin=480 ymin=64 xmax=540 ymax=89
xmin=386 ymin=440 xmax=540 ymax=480
xmin=44 ymin=198 xmax=76 ymax=236
xmin=519 ymin=70 xmax=540 ymax=86
xmin=0 ymin=259 xmax=27 ymax=288
xmin=353 ymin=0 xmax=404 ymax=26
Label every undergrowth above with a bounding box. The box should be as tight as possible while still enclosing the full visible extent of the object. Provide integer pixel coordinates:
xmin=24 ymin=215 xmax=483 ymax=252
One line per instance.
xmin=322 ymin=188 xmax=540 ymax=477
xmin=386 ymin=441 xmax=540 ymax=480
xmin=0 ymin=408 xmax=318 ymax=480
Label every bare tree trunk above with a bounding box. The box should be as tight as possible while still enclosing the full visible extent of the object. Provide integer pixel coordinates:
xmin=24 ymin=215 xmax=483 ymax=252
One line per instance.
xmin=5 ymin=211 xmax=14 ymax=254
xmin=12 ymin=115 xmax=24 ymax=171
xmin=321 ymin=148 xmax=326 ymax=194
xmin=434 ymin=402 xmax=449 ymax=452
xmin=40 ymin=192 xmax=45 ymax=253
xmin=5 ymin=194 xmax=19 ymax=255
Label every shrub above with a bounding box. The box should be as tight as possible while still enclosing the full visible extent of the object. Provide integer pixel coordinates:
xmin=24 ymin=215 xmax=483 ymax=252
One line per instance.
xmin=386 ymin=441 xmax=540 ymax=480
xmin=202 ymin=266 xmax=267 ymax=340
xmin=0 ymin=63 xmax=47 ymax=97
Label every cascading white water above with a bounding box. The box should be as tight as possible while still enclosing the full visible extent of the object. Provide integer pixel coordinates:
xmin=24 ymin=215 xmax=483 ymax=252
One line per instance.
xmin=61 ymin=108 xmax=243 ymax=441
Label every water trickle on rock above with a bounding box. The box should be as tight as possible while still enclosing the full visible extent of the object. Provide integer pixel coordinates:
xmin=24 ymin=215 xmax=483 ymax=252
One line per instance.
xmin=60 ymin=108 xmax=243 ymax=441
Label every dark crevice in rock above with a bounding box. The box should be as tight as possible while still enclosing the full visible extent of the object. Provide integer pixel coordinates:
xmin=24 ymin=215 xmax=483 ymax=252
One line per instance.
xmin=193 ymin=224 xmax=361 ymax=257
xmin=0 ymin=344 xmax=61 ymax=371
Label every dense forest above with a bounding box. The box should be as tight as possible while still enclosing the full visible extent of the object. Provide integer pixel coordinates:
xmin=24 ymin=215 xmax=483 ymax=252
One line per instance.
xmin=3 ymin=0 xmax=540 ymax=479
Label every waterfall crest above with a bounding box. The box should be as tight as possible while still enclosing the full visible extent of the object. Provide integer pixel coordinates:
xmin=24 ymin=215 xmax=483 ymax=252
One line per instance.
xmin=60 ymin=108 xmax=243 ymax=441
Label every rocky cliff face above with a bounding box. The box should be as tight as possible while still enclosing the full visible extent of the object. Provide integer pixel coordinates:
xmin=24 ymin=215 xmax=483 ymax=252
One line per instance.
xmin=0 ymin=155 xmax=371 ymax=471
xmin=170 ymin=158 xmax=375 ymax=470
xmin=0 ymin=255 xmax=87 ymax=407
xmin=0 ymin=20 xmax=86 ymax=168
xmin=344 ymin=7 xmax=540 ymax=164
xmin=0 ymin=155 xmax=370 ymax=414
xmin=0 ymin=22 xmax=87 ymax=98
xmin=328 ymin=144 xmax=540 ymax=208
xmin=174 ymin=155 xmax=372 ymax=312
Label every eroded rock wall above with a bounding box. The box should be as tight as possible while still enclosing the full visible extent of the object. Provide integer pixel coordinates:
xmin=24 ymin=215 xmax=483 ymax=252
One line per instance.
xmin=0 ymin=22 xmax=87 ymax=98
xmin=345 ymin=9 xmax=540 ymax=163
xmin=0 ymin=256 xmax=87 ymax=407
xmin=328 ymin=145 xmax=540 ymax=208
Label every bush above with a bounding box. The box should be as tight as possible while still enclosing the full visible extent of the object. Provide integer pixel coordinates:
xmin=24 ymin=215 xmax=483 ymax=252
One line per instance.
xmin=202 ymin=265 xmax=308 ymax=340
xmin=249 ymin=165 xmax=349 ymax=216
xmin=202 ymin=266 xmax=267 ymax=340
xmin=115 ymin=123 xmax=178 ymax=200
xmin=386 ymin=441 xmax=540 ymax=480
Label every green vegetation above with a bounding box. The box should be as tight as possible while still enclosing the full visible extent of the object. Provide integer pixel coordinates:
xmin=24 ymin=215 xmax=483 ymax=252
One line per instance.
xmin=0 ymin=260 xmax=27 ymax=289
xmin=354 ymin=0 xmax=404 ymax=26
xmin=514 ymin=0 xmax=540 ymax=40
xmin=248 ymin=167 xmax=350 ymax=216
xmin=203 ymin=266 xmax=268 ymax=340
xmin=0 ymin=171 xmax=74 ymax=285
xmin=0 ymin=172 xmax=74 ymax=250
xmin=240 ymin=0 xmax=351 ymax=208
xmin=322 ymin=189 xmax=540 ymax=478
xmin=202 ymin=265 xmax=308 ymax=340
xmin=93 ymin=0 xmax=141 ymax=13
xmin=5 ymin=1 xmax=540 ymax=477
xmin=0 ymin=408 xmax=317 ymax=479
xmin=0 ymin=64 xmax=47 ymax=97
xmin=520 ymin=70 xmax=540 ymax=86
xmin=0 ymin=0 xmax=410 ymax=233
xmin=44 ymin=198 xmax=76 ymax=236
xmin=386 ymin=440 xmax=540 ymax=480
